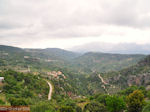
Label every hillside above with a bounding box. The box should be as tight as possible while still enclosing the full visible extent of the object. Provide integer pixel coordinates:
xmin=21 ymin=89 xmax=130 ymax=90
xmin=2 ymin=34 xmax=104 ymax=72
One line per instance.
xmin=71 ymin=52 xmax=145 ymax=73
xmin=101 ymin=55 xmax=150 ymax=91
xmin=0 ymin=45 xmax=80 ymax=72
xmin=67 ymin=55 xmax=150 ymax=95
xmin=0 ymin=45 xmax=148 ymax=95
xmin=0 ymin=70 xmax=49 ymax=105
xmin=0 ymin=45 xmax=23 ymax=52
xmin=0 ymin=45 xmax=150 ymax=112
xmin=25 ymin=48 xmax=80 ymax=61
xmin=0 ymin=45 xmax=146 ymax=73
xmin=0 ymin=45 xmax=147 ymax=96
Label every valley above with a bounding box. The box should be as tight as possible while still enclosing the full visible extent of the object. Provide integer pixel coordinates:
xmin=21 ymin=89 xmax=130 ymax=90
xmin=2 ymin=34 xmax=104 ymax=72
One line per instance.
xmin=0 ymin=45 xmax=150 ymax=112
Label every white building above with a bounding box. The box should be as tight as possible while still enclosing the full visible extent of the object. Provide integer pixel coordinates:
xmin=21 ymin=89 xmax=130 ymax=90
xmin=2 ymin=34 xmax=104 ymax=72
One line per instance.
xmin=0 ymin=77 xmax=4 ymax=82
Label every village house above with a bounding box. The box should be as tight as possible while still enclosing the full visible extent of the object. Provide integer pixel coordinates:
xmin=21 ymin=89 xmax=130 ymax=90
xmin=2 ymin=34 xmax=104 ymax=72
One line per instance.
xmin=0 ymin=77 xmax=4 ymax=82
xmin=47 ymin=71 xmax=66 ymax=79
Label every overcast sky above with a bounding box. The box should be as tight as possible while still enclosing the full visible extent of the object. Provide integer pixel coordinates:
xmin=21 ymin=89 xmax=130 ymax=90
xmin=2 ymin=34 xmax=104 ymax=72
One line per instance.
xmin=0 ymin=0 xmax=150 ymax=49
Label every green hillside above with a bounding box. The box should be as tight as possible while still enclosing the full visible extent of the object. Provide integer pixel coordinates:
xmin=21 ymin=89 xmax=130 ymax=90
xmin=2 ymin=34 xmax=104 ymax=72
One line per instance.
xmin=0 ymin=45 xmax=150 ymax=112
xmin=0 ymin=45 xmax=146 ymax=73
xmin=0 ymin=45 xmax=147 ymax=96
xmin=0 ymin=70 xmax=49 ymax=105
xmin=101 ymin=55 xmax=150 ymax=90
xmin=71 ymin=52 xmax=145 ymax=73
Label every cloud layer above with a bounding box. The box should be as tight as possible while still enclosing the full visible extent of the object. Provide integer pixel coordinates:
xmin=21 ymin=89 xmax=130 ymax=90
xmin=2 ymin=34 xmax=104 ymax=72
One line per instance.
xmin=0 ymin=0 xmax=150 ymax=48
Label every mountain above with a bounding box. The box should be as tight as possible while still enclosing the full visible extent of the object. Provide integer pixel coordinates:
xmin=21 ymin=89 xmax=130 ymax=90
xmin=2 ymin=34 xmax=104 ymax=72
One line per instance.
xmin=0 ymin=45 xmax=147 ymax=96
xmin=0 ymin=45 xmax=23 ymax=52
xmin=1 ymin=45 xmax=150 ymax=112
xmin=71 ymin=52 xmax=145 ymax=73
xmin=0 ymin=45 xmax=81 ymax=72
xmin=70 ymin=42 xmax=150 ymax=54
xmin=0 ymin=45 xmax=146 ymax=73
xmin=25 ymin=48 xmax=80 ymax=61
xmin=68 ymin=55 xmax=150 ymax=95
xmin=102 ymin=55 xmax=150 ymax=90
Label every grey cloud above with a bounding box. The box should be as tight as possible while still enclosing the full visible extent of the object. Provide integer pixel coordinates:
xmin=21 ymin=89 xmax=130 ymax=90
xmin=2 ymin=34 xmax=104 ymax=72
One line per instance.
xmin=0 ymin=0 xmax=150 ymax=42
xmin=0 ymin=20 xmax=24 ymax=29
xmin=41 ymin=0 xmax=150 ymax=38
xmin=0 ymin=23 xmax=17 ymax=29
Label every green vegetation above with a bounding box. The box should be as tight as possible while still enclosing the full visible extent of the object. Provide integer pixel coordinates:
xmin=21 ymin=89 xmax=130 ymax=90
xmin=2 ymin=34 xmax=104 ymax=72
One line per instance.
xmin=127 ymin=90 xmax=145 ymax=112
xmin=106 ymin=95 xmax=126 ymax=112
xmin=0 ymin=70 xmax=49 ymax=106
xmin=0 ymin=45 xmax=145 ymax=73
xmin=0 ymin=69 xmax=150 ymax=112
xmin=83 ymin=101 xmax=107 ymax=112
xmin=72 ymin=52 xmax=145 ymax=73
xmin=1 ymin=45 xmax=150 ymax=112
xmin=143 ymin=102 xmax=150 ymax=112
xmin=31 ymin=101 xmax=55 ymax=112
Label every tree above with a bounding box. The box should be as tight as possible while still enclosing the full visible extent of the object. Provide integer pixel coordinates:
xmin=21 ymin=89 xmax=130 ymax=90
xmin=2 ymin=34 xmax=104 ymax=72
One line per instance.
xmin=146 ymin=91 xmax=150 ymax=99
xmin=9 ymin=98 xmax=28 ymax=106
xmin=106 ymin=95 xmax=126 ymax=112
xmin=83 ymin=101 xmax=107 ymax=112
xmin=0 ymin=99 xmax=5 ymax=105
xmin=31 ymin=101 xmax=55 ymax=112
xmin=126 ymin=90 xmax=145 ymax=112
xmin=59 ymin=99 xmax=82 ymax=112
xmin=96 ymin=94 xmax=109 ymax=105
xmin=59 ymin=106 xmax=75 ymax=112
xmin=143 ymin=103 xmax=150 ymax=112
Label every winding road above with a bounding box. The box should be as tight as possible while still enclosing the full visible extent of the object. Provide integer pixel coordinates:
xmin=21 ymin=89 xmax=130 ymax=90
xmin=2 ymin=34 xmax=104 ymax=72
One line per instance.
xmin=98 ymin=74 xmax=116 ymax=94
xmin=46 ymin=81 xmax=53 ymax=100
xmin=98 ymin=74 xmax=108 ymax=85
xmin=98 ymin=74 xmax=109 ymax=93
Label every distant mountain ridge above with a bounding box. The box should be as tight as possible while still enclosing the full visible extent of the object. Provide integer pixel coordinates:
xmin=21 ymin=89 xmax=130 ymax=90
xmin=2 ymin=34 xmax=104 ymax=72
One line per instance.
xmin=25 ymin=48 xmax=80 ymax=61
xmin=0 ymin=45 xmax=23 ymax=52
xmin=0 ymin=45 xmax=146 ymax=73
xmin=70 ymin=42 xmax=150 ymax=54
xmin=72 ymin=52 xmax=145 ymax=72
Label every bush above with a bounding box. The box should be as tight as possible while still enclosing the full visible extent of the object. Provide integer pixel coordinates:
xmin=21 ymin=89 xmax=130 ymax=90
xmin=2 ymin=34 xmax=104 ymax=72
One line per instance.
xmin=96 ymin=94 xmax=109 ymax=105
xmin=106 ymin=95 xmax=126 ymax=112
xmin=9 ymin=98 xmax=28 ymax=106
xmin=127 ymin=90 xmax=145 ymax=112
xmin=0 ymin=99 xmax=5 ymax=105
xmin=59 ymin=106 xmax=75 ymax=112
xmin=31 ymin=101 xmax=55 ymax=112
xmin=143 ymin=103 xmax=150 ymax=112
xmin=83 ymin=101 xmax=107 ymax=112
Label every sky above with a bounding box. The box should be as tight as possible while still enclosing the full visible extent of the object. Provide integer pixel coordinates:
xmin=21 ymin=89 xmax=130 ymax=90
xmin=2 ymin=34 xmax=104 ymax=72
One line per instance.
xmin=0 ymin=0 xmax=150 ymax=49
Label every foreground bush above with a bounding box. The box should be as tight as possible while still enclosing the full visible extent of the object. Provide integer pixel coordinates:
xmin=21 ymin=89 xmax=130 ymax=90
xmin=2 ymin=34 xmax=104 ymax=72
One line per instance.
xmin=127 ymin=90 xmax=145 ymax=112
xmin=83 ymin=101 xmax=107 ymax=112
xmin=106 ymin=95 xmax=126 ymax=112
